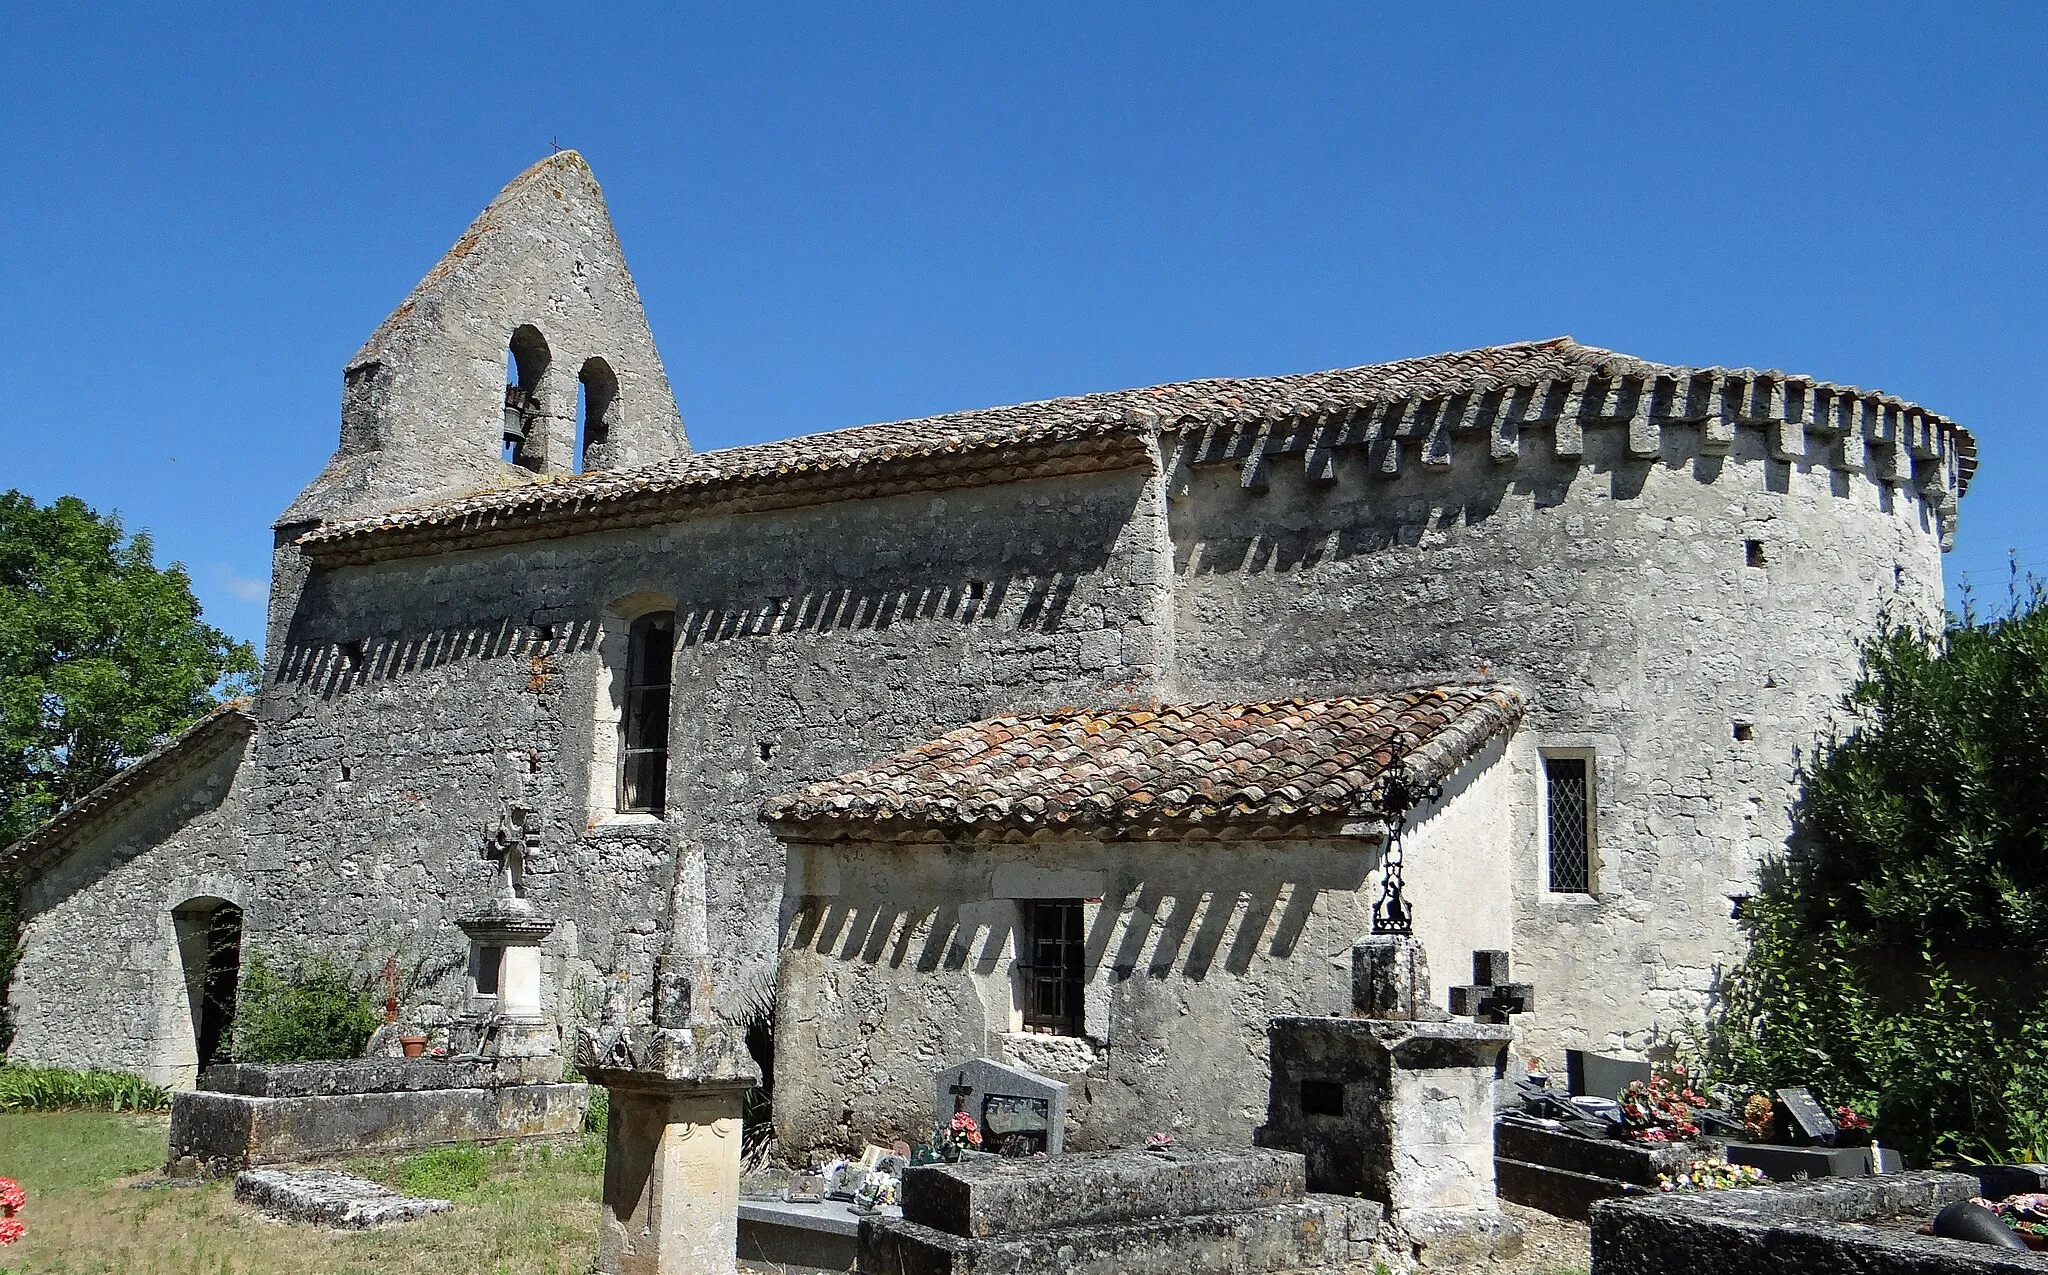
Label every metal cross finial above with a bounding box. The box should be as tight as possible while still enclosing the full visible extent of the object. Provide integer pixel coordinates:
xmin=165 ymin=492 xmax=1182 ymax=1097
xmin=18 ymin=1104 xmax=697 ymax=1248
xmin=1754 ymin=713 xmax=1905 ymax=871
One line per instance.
xmin=1370 ymin=729 xmax=1442 ymax=936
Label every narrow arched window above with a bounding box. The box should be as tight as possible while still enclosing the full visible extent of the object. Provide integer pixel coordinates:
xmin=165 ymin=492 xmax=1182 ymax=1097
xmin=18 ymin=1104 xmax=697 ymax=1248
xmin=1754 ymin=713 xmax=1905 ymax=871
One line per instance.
xmin=619 ymin=611 xmax=675 ymax=815
xmin=577 ymin=358 xmax=620 ymax=473
xmin=504 ymin=326 xmax=552 ymax=472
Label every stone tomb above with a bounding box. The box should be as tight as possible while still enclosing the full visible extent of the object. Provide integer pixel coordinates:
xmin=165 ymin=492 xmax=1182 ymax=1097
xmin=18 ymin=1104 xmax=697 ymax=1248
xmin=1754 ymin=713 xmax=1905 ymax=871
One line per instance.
xmin=1259 ymin=936 xmax=1520 ymax=1259
xmin=1591 ymin=1171 xmax=2048 ymax=1274
xmin=934 ymin=1057 xmax=1068 ymax=1157
xmin=857 ymin=1145 xmax=1386 ymax=1275
xmin=167 ymin=1056 xmax=587 ymax=1176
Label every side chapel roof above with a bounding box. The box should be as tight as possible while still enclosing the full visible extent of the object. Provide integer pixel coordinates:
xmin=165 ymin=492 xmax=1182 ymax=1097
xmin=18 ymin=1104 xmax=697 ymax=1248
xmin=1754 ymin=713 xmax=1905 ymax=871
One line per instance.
xmin=295 ymin=336 xmax=1976 ymax=565
xmin=761 ymin=684 xmax=1526 ymax=841
xmin=0 ymin=700 xmax=256 ymax=876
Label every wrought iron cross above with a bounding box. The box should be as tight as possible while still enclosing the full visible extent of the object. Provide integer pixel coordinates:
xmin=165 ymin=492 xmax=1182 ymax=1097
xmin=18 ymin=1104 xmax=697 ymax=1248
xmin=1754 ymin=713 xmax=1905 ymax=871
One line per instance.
xmin=1370 ymin=729 xmax=1442 ymax=937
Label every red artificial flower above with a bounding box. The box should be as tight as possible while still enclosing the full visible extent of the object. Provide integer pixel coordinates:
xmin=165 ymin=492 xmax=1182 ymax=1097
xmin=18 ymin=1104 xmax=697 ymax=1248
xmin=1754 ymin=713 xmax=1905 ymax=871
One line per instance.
xmin=0 ymin=1215 xmax=23 ymax=1244
xmin=0 ymin=1177 xmax=22 ymax=1213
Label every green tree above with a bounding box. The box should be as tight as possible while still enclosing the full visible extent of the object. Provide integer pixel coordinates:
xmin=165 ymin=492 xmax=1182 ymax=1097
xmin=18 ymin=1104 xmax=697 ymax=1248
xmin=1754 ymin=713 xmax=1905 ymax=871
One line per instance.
xmin=0 ymin=492 xmax=257 ymax=1047
xmin=0 ymin=491 xmax=258 ymax=848
xmin=1712 ymin=579 xmax=2048 ymax=1162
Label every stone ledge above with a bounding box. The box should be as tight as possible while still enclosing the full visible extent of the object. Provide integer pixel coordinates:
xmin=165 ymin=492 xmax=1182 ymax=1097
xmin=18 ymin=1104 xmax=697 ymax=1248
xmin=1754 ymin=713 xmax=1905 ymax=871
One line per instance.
xmin=200 ymin=1056 xmax=563 ymax=1097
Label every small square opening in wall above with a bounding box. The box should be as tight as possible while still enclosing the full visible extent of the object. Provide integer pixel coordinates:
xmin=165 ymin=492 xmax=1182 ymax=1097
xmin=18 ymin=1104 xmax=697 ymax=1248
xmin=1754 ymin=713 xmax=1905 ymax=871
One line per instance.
xmin=1300 ymin=1079 xmax=1345 ymax=1117
xmin=1745 ymin=539 xmax=1767 ymax=567
xmin=1733 ymin=721 xmax=1755 ymax=742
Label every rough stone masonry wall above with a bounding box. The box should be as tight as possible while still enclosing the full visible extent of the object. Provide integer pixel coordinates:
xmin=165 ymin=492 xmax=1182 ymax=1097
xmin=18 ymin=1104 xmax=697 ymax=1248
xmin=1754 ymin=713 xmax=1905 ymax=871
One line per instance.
xmin=1166 ymin=417 xmax=1947 ymax=1062
xmin=251 ymin=468 xmax=1169 ymax=1040
xmin=9 ymin=740 xmax=257 ymax=1088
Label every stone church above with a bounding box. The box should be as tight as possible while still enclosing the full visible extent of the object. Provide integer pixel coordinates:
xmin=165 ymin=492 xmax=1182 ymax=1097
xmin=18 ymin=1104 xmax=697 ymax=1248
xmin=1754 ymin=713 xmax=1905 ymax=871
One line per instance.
xmin=1 ymin=152 xmax=1974 ymax=1155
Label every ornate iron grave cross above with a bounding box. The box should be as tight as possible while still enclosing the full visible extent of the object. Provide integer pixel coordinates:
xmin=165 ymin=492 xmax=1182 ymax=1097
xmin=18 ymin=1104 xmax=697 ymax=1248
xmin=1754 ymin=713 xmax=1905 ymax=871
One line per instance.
xmin=1370 ymin=729 xmax=1442 ymax=937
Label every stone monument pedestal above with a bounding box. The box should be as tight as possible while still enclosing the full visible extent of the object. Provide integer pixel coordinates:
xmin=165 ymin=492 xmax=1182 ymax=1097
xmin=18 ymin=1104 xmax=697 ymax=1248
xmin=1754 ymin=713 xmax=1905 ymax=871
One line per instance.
xmin=579 ymin=1021 xmax=760 ymax=1275
xmin=1258 ymin=935 xmax=1522 ymax=1264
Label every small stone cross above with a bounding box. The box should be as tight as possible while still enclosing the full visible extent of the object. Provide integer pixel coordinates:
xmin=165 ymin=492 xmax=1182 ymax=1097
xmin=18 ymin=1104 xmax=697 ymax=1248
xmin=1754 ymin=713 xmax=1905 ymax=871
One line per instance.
xmin=1448 ymin=950 xmax=1534 ymax=1024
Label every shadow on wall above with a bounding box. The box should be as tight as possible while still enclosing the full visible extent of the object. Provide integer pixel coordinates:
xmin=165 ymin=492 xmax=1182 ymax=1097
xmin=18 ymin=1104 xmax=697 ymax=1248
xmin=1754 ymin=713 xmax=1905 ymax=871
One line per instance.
xmin=1171 ymin=426 xmax=1916 ymax=580
xmin=783 ymin=850 xmax=1377 ymax=986
xmin=272 ymin=570 xmax=1093 ymax=701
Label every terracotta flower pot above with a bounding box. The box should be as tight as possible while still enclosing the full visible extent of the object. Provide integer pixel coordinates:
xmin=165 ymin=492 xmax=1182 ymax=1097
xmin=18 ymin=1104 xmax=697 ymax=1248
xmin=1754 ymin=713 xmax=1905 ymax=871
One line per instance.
xmin=399 ymin=1035 xmax=428 ymax=1058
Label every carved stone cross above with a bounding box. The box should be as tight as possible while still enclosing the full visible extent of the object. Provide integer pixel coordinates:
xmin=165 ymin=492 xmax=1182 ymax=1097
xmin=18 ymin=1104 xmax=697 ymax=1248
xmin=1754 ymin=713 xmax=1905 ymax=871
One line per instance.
xmin=1448 ymin=950 xmax=1534 ymax=1025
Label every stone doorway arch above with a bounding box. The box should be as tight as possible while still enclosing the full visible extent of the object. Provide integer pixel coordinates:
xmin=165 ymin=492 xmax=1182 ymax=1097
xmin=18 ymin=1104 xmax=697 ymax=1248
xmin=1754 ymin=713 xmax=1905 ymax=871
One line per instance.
xmin=171 ymin=897 xmax=243 ymax=1071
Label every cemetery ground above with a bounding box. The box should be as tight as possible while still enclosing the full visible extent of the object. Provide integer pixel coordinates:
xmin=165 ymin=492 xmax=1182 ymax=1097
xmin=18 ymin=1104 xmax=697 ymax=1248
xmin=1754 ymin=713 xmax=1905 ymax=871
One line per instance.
xmin=0 ymin=1109 xmax=1594 ymax=1275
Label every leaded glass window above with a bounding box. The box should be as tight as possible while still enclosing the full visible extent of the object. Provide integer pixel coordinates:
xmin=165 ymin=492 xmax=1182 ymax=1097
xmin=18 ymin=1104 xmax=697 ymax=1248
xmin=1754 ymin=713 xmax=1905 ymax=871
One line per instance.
xmin=1546 ymin=755 xmax=1591 ymax=893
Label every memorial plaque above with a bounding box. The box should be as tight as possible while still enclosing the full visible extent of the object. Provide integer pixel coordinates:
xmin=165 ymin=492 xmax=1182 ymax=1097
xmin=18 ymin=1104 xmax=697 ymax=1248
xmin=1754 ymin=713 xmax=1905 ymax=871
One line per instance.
xmin=1775 ymin=1086 xmax=1839 ymax=1146
xmin=933 ymin=1057 xmax=1070 ymax=1156
xmin=1564 ymin=1049 xmax=1652 ymax=1100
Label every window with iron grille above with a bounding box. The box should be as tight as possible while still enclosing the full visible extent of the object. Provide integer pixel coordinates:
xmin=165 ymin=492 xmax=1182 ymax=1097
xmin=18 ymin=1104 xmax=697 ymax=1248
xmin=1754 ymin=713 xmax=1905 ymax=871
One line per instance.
xmin=618 ymin=612 xmax=675 ymax=815
xmin=1022 ymin=901 xmax=1085 ymax=1037
xmin=1546 ymin=755 xmax=1592 ymax=893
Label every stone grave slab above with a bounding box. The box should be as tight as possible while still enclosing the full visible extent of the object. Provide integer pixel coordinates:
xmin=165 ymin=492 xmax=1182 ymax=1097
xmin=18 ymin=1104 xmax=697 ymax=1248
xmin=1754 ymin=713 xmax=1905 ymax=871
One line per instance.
xmin=858 ymin=1146 xmax=1385 ymax=1275
xmin=168 ymin=1059 xmax=587 ymax=1176
xmin=902 ymin=1145 xmax=1305 ymax=1239
xmin=933 ymin=1057 xmax=1068 ymax=1156
xmin=233 ymin=1168 xmax=452 ymax=1228
xmin=1724 ymin=1140 xmax=1902 ymax=1180
xmin=1589 ymin=1171 xmax=2048 ymax=1274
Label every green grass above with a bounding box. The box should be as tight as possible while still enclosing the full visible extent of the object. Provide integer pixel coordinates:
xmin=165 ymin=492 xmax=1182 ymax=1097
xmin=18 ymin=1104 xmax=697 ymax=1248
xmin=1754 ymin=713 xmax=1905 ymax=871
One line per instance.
xmin=0 ymin=1111 xmax=604 ymax=1274
xmin=395 ymin=1146 xmax=488 ymax=1199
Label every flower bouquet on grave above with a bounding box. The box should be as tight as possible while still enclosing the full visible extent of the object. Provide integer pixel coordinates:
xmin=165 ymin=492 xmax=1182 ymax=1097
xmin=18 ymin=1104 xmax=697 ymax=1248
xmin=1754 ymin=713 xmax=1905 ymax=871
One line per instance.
xmin=1657 ymin=1155 xmax=1766 ymax=1192
xmin=0 ymin=1175 xmax=24 ymax=1246
xmin=1619 ymin=1068 xmax=1704 ymax=1144
xmin=1834 ymin=1105 xmax=1872 ymax=1136
xmin=935 ymin=1111 xmax=983 ymax=1162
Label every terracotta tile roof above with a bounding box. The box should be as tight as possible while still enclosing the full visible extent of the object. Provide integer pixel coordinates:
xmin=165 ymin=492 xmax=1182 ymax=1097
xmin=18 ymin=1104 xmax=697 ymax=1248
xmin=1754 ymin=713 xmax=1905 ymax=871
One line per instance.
xmin=297 ymin=336 xmax=1974 ymax=564
xmin=761 ymin=685 xmax=1525 ymax=838
xmin=0 ymin=700 xmax=256 ymax=875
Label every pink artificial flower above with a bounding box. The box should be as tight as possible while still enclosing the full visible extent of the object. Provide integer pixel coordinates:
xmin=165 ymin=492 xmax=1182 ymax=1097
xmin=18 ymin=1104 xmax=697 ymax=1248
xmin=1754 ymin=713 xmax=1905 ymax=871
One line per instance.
xmin=0 ymin=1215 xmax=23 ymax=1244
xmin=0 ymin=1177 xmax=22 ymax=1213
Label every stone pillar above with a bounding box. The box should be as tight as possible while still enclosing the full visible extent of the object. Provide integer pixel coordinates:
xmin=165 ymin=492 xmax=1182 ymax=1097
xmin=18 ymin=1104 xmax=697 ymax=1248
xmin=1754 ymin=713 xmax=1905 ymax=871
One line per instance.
xmin=586 ymin=1063 xmax=752 ymax=1275
xmin=577 ymin=842 xmax=759 ymax=1275
xmin=1259 ymin=935 xmax=1520 ymax=1262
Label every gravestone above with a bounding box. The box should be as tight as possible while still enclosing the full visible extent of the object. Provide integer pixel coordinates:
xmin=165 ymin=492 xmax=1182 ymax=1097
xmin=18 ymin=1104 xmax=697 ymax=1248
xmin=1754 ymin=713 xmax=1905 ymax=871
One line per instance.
xmin=1447 ymin=950 xmax=1535 ymax=1024
xmin=1565 ymin=1049 xmax=1653 ymax=1101
xmin=933 ymin=1058 xmax=1069 ymax=1157
xmin=1776 ymin=1086 xmax=1840 ymax=1146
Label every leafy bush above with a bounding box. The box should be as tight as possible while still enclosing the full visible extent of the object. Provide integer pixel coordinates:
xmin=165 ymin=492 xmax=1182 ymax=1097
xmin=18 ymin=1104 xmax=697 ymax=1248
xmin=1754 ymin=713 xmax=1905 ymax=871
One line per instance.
xmin=232 ymin=955 xmax=378 ymax=1063
xmin=1709 ymin=580 xmax=2048 ymax=1162
xmin=397 ymin=1145 xmax=488 ymax=1198
xmin=0 ymin=1064 xmax=169 ymax=1112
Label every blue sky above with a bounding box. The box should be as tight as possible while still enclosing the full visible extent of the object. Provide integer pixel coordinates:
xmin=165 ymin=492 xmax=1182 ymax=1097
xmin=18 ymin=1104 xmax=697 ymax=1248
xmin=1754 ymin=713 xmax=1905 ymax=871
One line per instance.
xmin=4 ymin=4 xmax=2043 ymax=650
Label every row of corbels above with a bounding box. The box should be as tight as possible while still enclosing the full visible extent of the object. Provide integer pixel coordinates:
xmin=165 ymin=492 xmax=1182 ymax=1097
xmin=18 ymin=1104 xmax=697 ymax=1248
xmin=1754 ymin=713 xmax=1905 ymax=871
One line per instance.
xmin=1152 ymin=369 xmax=1969 ymax=509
